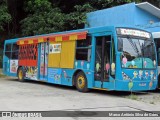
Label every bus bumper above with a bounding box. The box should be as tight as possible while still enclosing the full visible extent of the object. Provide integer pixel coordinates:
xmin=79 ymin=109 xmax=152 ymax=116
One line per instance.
xmin=114 ymin=80 xmax=158 ymax=91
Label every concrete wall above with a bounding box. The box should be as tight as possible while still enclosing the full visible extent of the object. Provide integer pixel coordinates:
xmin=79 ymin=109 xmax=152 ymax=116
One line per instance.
xmin=86 ymin=2 xmax=160 ymax=29
xmin=140 ymin=23 xmax=160 ymax=32
xmin=134 ymin=7 xmax=160 ymax=26
xmin=86 ymin=3 xmax=135 ymax=28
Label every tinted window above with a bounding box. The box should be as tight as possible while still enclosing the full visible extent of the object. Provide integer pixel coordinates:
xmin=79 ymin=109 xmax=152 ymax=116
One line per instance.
xmin=76 ymin=49 xmax=91 ymax=61
xmin=76 ymin=36 xmax=91 ymax=61
xmin=77 ymin=36 xmax=91 ymax=47
xmin=5 ymin=52 xmax=11 ymax=58
xmin=12 ymin=44 xmax=19 ymax=51
xmin=11 ymin=51 xmax=18 ymax=59
xmin=5 ymin=44 xmax=12 ymax=51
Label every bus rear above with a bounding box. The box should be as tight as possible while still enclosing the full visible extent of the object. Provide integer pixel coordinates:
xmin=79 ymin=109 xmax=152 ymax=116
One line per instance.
xmin=3 ymin=39 xmax=19 ymax=77
xmin=115 ymin=28 xmax=157 ymax=91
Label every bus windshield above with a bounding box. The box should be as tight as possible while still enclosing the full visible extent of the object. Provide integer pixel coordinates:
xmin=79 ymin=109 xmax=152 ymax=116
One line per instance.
xmin=118 ymin=37 xmax=156 ymax=69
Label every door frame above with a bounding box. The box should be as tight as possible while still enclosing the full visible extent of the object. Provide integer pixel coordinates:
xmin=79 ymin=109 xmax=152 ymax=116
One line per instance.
xmin=92 ymin=32 xmax=113 ymax=87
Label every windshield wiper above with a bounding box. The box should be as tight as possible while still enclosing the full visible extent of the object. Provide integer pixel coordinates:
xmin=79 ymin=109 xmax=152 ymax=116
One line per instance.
xmin=128 ymin=38 xmax=140 ymax=56
xmin=133 ymin=41 xmax=141 ymax=57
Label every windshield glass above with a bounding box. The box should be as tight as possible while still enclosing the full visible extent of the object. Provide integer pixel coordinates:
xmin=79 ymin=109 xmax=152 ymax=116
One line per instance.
xmin=118 ymin=37 xmax=156 ymax=69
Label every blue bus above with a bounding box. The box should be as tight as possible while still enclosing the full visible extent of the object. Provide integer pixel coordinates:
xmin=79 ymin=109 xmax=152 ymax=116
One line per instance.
xmin=3 ymin=26 xmax=158 ymax=92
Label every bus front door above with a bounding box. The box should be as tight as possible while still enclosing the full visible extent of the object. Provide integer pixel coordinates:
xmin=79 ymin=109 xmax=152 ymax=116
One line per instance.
xmin=94 ymin=35 xmax=111 ymax=87
xmin=39 ymin=42 xmax=49 ymax=81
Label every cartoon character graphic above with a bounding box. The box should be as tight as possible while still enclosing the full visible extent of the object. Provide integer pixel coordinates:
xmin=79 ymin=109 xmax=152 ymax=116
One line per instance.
xmin=11 ymin=61 xmax=16 ymax=72
xmin=150 ymin=71 xmax=154 ymax=80
xmin=111 ymin=63 xmax=115 ymax=75
xmin=122 ymin=57 xmax=127 ymax=67
xmin=54 ymin=74 xmax=61 ymax=80
xmin=87 ymin=63 xmax=90 ymax=70
xmin=128 ymin=80 xmax=133 ymax=91
xmin=133 ymin=71 xmax=138 ymax=79
xmin=149 ymin=81 xmax=153 ymax=89
xmin=144 ymin=60 xmax=147 ymax=68
xmin=81 ymin=61 xmax=84 ymax=68
xmin=105 ymin=63 xmax=110 ymax=73
xmin=122 ymin=72 xmax=131 ymax=80
xmin=75 ymin=61 xmax=78 ymax=68
xmin=96 ymin=63 xmax=100 ymax=72
xmin=49 ymin=45 xmax=53 ymax=52
xmin=122 ymin=72 xmax=127 ymax=80
xmin=145 ymin=71 xmax=149 ymax=79
xmin=139 ymin=70 xmax=143 ymax=80
xmin=63 ymin=70 xmax=67 ymax=79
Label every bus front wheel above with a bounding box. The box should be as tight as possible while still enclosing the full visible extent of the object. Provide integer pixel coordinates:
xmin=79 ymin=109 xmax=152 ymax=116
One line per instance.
xmin=75 ymin=72 xmax=89 ymax=92
xmin=17 ymin=67 xmax=25 ymax=82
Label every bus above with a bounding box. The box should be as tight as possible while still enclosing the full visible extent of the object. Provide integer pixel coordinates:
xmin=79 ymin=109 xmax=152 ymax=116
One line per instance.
xmin=3 ymin=26 xmax=158 ymax=92
xmin=153 ymin=33 xmax=160 ymax=89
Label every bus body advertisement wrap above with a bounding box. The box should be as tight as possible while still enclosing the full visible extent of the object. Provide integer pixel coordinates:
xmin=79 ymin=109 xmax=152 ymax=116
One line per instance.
xmin=3 ymin=26 xmax=158 ymax=92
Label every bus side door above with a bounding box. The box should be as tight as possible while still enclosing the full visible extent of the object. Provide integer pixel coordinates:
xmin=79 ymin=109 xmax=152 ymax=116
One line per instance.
xmin=94 ymin=33 xmax=116 ymax=88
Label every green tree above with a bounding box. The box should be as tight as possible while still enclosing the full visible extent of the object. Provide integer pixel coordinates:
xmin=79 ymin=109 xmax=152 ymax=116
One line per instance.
xmin=20 ymin=0 xmax=65 ymax=36
xmin=89 ymin=0 xmax=142 ymax=9
xmin=63 ymin=0 xmax=142 ymax=30
xmin=65 ymin=3 xmax=95 ymax=30
xmin=0 ymin=0 xmax=11 ymax=31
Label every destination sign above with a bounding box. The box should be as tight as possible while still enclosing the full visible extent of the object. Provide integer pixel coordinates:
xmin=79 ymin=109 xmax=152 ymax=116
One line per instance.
xmin=117 ymin=28 xmax=151 ymax=38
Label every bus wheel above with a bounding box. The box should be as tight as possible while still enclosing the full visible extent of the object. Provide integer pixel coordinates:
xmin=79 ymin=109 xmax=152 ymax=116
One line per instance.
xmin=75 ymin=72 xmax=89 ymax=92
xmin=18 ymin=67 xmax=25 ymax=82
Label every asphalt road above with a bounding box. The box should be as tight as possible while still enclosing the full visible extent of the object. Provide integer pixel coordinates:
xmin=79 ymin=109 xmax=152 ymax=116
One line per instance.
xmin=0 ymin=77 xmax=160 ymax=120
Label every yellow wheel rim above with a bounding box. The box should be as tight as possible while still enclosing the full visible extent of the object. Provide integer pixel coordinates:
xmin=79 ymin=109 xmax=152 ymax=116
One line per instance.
xmin=77 ymin=75 xmax=85 ymax=89
xmin=18 ymin=70 xmax=23 ymax=80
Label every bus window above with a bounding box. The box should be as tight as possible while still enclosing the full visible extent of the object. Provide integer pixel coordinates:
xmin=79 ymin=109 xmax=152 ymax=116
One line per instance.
xmin=76 ymin=49 xmax=90 ymax=61
xmin=12 ymin=43 xmax=19 ymax=51
xmin=4 ymin=43 xmax=19 ymax=59
xmin=11 ymin=51 xmax=18 ymax=59
xmin=77 ymin=36 xmax=91 ymax=47
xmin=5 ymin=43 xmax=12 ymax=58
xmin=118 ymin=37 xmax=156 ymax=69
xmin=76 ymin=36 xmax=91 ymax=61
xmin=5 ymin=44 xmax=12 ymax=51
xmin=5 ymin=52 xmax=11 ymax=58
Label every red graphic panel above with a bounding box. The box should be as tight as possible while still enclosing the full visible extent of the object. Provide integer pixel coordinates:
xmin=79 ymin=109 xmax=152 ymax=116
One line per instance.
xmin=18 ymin=44 xmax=38 ymax=66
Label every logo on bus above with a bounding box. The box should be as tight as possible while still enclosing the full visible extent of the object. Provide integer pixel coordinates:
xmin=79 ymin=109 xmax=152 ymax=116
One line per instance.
xmin=139 ymin=83 xmax=146 ymax=87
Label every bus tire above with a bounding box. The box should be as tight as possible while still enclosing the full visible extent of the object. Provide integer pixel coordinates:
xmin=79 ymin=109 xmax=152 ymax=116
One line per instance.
xmin=75 ymin=72 xmax=89 ymax=92
xmin=17 ymin=67 xmax=25 ymax=82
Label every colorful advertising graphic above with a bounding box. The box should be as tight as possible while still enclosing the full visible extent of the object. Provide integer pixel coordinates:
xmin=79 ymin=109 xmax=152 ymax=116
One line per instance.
xmin=25 ymin=66 xmax=38 ymax=80
xmin=48 ymin=68 xmax=62 ymax=84
xmin=49 ymin=44 xmax=61 ymax=53
xmin=10 ymin=60 xmax=18 ymax=73
xmin=40 ymin=43 xmax=48 ymax=76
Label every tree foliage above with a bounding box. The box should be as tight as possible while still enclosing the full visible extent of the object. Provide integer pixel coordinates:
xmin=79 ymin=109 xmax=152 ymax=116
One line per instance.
xmin=0 ymin=0 xmax=160 ymax=38
xmin=0 ymin=0 xmax=11 ymax=31
xmin=65 ymin=3 xmax=95 ymax=30
xmin=89 ymin=0 xmax=141 ymax=9
xmin=20 ymin=0 xmax=65 ymax=36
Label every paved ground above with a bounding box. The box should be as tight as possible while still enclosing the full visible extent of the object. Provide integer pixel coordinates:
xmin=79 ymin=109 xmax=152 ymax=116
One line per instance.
xmin=0 ymin=76 xmax=160 ymax=120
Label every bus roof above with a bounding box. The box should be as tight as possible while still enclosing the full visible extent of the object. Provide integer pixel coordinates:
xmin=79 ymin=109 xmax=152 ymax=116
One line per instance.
xmin=4 ymin=25 xmax=151 ymax=44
